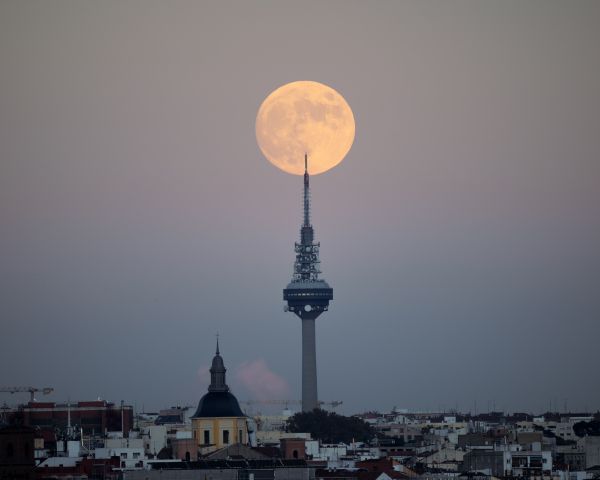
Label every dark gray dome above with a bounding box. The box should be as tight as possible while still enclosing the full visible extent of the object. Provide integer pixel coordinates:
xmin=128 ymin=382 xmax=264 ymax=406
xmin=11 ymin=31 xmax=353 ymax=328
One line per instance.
xmin=193 ymin=339 xmax=244 ymax=418
xmin=193 ymin=391 xmax=244 ymax=418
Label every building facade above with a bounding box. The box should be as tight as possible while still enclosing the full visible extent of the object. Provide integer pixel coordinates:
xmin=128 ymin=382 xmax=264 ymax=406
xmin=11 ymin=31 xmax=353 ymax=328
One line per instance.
xmin=9 ymin=400 xmax=133 ymax=436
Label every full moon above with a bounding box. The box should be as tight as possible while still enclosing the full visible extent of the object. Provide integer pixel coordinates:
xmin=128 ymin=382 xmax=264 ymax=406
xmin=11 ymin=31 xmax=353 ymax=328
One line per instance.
xmin=256 ymin=80 xmax=355 ymax=175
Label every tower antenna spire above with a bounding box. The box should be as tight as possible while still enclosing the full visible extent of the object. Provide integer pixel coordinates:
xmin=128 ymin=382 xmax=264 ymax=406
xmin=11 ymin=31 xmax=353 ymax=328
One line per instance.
xmin=303 ymin=153 xmax=310 ymax=227
xmin=216 ymin=333 xmax=220 ymax=355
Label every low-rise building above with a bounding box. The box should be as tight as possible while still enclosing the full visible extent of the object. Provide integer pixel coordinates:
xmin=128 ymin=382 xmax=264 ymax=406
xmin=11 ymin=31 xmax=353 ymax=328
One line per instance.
xmin=510 ymin=450 xmax=552 ymax=477
xmin=9 ymin=400 xmax=133 ymax=436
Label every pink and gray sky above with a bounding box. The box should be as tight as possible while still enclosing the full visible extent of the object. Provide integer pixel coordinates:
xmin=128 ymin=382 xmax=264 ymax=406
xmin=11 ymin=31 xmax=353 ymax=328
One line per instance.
xmin=1 ymin=1 xmax=599 ymax=414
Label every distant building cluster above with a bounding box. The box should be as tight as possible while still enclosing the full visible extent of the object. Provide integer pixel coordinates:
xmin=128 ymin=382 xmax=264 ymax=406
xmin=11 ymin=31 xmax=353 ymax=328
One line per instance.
xmin=2 ymin=351 xmax=599 ymax=479
xmin=352 ymin=409 xmax=600 ymax=479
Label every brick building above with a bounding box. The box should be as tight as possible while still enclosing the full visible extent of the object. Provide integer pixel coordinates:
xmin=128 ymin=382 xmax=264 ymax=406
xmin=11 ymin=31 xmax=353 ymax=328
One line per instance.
xmin=9 ymin=400 xmax=133 ymax=436
xmin=0 ymin=424 xmax=35 ymax=480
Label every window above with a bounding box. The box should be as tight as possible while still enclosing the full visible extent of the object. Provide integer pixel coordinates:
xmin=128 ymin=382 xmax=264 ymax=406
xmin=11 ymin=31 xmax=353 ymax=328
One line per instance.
xmin=239 ymin=429 xmax=243 ymax=443
xmin=223 ymin=430 xmax=229 ymax=444
xmin=6 ymin=443 xmax=14 ymax=458
xmin=204 ymin=430 xmax=210 ymax=445
xmin=185 ymin=451 xmax=191 ymax=461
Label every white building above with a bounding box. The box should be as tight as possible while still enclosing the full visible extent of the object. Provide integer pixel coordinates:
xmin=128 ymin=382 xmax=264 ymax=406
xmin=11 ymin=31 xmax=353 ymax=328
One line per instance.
xmin=96 ymin=437 xmax=147 ymax=469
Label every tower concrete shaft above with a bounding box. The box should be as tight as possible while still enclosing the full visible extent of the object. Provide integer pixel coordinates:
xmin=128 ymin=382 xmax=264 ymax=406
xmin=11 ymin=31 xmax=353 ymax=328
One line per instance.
xmin=283 ymin=154 xmax=333 ymax=412
xmin=302 ymin=318 xmax=317 ymax=411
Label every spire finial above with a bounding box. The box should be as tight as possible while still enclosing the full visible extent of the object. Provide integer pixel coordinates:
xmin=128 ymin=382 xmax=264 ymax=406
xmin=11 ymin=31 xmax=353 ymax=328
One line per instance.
xmin=303 ymin=154 xmax=310 ymax=227
xmin=208 ymin=334 xmax=229 ymax=392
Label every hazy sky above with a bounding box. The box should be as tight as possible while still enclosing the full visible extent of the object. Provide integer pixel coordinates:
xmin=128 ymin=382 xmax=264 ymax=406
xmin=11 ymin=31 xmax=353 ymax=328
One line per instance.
xmin=1 ymin=1 xmax=599 ymax=415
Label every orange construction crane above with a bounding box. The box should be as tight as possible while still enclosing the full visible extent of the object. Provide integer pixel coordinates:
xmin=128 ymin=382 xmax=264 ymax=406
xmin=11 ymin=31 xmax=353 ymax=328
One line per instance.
xmin=0 ymin=386 xmax=54 ymax=402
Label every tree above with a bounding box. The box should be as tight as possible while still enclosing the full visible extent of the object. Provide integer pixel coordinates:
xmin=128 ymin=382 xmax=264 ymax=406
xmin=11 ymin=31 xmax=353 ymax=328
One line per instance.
xmin=286 ymin=409 xmax=374 ymax=444
xmin=573 ymin=420 xmax=600 ymax=437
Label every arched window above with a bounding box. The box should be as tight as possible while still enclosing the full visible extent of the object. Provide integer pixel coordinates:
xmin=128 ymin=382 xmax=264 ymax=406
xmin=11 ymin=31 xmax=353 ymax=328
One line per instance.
xmin=293 ymin=449 xmax=299 ymax=459
xmin=185 ymin=451 xmax=190 ymax=461
xmin=223 ymin=430 xmax=229 ymax=444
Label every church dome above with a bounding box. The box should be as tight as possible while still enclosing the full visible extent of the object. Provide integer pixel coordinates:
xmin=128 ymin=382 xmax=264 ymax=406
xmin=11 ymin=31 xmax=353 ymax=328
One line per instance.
xmin=192 ymin=339 xmax=245 ymax=419
xmin=193 ymin=391 xmax=244 ymax=418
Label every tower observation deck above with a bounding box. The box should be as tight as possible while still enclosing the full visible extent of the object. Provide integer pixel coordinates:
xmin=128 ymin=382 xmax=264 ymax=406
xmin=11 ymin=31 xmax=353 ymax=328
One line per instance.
xmin=283 ymin=154 xmax=333 ymax=412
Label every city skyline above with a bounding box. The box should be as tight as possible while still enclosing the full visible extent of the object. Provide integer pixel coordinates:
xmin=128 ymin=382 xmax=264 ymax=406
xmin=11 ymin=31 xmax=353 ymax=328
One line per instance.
xmin=1 ymin=1 xmax=599 ymax=414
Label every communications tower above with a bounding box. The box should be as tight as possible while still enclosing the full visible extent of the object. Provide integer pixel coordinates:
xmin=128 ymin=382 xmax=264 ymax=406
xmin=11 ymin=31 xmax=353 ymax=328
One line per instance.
xmin=283 ymin=154 xmax=333 ymax=412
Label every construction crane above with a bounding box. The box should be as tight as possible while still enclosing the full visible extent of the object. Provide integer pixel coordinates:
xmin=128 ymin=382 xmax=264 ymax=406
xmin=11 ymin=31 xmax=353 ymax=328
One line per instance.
xmin=241 ymin=400 xmax=342 ymax=410
xmin=0 ymin=386 xmax=54 ymax=402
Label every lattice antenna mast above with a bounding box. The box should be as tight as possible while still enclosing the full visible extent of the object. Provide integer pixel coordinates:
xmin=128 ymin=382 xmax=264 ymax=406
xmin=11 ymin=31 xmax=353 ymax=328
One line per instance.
xmin=293 ymin=154 xmax=321 ymax=282
xmin=303 ymin=154 xmax=310 ymax=227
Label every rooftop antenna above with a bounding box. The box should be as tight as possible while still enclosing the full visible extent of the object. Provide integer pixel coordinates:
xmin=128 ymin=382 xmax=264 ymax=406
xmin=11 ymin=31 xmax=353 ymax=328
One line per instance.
xmin=67 ymin=398 xmax=72 ymax=438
